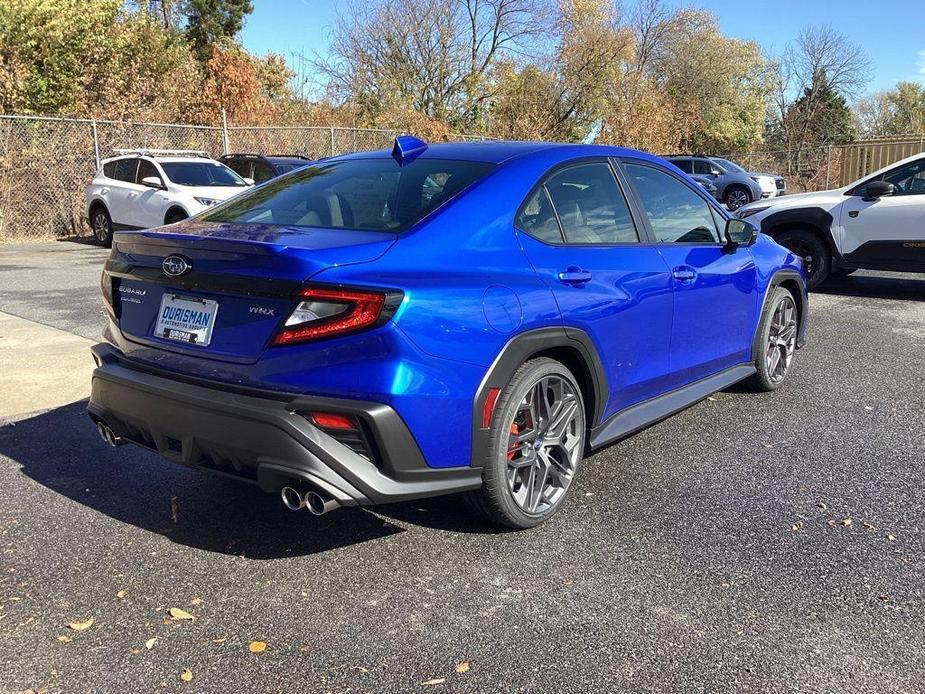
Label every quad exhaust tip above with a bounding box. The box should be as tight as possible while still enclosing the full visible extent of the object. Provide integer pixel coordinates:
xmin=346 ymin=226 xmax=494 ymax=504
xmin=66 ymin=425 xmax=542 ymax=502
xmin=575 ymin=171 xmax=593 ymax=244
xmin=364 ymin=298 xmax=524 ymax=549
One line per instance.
xmin=280 ymin=485 xmax=340 ymax=515
xmin=96 ymin=421 xmax=121 ymax=447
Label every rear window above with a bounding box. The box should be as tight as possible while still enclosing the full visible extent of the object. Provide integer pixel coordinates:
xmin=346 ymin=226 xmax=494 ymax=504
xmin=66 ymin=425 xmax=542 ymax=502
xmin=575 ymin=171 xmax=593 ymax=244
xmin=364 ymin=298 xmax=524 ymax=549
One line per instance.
xmin=199 ymin=158 xmax=495 ymax=231
xmin=161 ymin=162 xmax=247 ymax=187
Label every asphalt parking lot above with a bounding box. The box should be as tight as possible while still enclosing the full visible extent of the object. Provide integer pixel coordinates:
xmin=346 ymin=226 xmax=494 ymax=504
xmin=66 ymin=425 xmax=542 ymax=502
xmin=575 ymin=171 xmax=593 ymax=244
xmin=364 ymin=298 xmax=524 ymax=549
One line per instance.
xmin=1 ymin=242 xmax=923 ymax=693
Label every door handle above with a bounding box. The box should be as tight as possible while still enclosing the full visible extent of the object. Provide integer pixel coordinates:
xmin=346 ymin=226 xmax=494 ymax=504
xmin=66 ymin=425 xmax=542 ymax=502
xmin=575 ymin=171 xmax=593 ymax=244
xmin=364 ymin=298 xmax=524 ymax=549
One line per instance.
xmin=557 ymin=267 xmax=592 ymax=285
xmin=100 ymin=187 xmax=109 ymax=195
xmin=848 ymin=210 xmax=859 ymax=218
xmin=672 ymin=267 xmax=697 ymax=282
xmin=127 ymin=192 xmax=138 ymax=199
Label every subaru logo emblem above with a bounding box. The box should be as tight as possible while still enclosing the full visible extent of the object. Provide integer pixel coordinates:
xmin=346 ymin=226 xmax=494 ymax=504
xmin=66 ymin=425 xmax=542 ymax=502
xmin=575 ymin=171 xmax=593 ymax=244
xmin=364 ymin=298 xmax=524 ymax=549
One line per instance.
xmin=162 ymin=255 xmax=191 ymax=277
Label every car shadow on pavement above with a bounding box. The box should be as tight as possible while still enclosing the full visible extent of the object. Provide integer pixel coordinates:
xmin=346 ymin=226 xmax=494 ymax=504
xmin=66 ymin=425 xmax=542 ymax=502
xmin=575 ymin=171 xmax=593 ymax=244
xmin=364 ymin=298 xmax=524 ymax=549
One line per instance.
xmin=0 ymin=402 xmax=427 ymax=559
xmin=814 ymin=274 xmax=925 ymax=301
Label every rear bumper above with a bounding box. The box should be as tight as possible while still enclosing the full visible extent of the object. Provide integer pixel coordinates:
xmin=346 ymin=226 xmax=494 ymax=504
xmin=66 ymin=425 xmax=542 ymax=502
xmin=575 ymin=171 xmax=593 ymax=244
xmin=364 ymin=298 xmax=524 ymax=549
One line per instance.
xmin=87 ymin=344 xmax=482 ymax=506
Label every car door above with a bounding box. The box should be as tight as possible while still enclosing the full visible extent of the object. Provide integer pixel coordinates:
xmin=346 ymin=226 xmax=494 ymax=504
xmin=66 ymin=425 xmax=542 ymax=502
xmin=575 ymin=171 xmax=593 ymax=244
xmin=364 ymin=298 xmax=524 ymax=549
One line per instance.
xmin=105 ymin=157 xmax=140 ymax=227
xmin=839 ymin=156 xmax=925 ymax=271
xmin=516 ymin=159 xmax=674 ymax=419
xmin=134 ymin=158 xmax=171 ymax=228
xmin=621 ymin=159 xmax=758 ymax=387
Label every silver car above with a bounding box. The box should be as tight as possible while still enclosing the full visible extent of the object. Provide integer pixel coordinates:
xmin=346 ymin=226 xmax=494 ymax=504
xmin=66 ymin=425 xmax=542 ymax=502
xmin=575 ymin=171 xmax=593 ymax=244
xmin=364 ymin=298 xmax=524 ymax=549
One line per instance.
xmin=667 ymin=156 xmax=785 ymax=211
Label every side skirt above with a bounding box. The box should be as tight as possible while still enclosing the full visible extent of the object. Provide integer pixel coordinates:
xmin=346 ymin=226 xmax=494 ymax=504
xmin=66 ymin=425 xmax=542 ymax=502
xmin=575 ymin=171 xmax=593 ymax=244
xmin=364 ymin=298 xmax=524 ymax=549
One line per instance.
xmin=589 ymin=363 xmax=756 ymax=450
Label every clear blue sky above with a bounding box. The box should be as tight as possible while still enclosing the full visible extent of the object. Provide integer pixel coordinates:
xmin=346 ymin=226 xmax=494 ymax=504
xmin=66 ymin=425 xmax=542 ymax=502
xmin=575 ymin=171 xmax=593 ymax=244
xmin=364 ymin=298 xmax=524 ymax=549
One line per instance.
xmin=241 ymin=0 xmax=925 ymax=95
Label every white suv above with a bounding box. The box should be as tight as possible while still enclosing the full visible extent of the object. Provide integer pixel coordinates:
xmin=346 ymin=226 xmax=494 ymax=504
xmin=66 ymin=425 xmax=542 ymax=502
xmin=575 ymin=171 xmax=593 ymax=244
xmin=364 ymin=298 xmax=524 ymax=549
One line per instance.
xmin=84 ymin=150 xmax=252 ymax=246
xmin=737 ymin=152 xmax=925 ymax=288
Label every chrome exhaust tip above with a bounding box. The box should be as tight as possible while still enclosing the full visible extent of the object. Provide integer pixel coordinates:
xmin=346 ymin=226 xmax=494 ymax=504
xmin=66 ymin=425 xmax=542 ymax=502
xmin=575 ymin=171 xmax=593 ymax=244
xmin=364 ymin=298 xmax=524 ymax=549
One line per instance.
xmin=280 ymin=486 xmax=305 ymax=511
xmin=304 ymin=490 xmax=339 ymax=516
xmin=97 ymin=422 xmax=120 ymax=447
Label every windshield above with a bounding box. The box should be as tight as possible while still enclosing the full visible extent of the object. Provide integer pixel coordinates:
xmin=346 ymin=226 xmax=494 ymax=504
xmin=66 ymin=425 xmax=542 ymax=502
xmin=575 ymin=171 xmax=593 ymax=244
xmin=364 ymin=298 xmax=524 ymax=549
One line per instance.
xmin=711 ymin=157 xmax=745 ymax=173
xmin=200 ymin=157 xmax=496 ymax=231
xmin=161 ymin=161 xmax=247 ymax=187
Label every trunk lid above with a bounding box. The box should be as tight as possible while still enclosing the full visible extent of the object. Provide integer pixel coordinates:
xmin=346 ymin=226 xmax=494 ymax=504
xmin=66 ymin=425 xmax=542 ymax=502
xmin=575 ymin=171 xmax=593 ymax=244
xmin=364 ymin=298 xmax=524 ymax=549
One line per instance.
xmin=107 ymin=221 xmax=396 ymax=363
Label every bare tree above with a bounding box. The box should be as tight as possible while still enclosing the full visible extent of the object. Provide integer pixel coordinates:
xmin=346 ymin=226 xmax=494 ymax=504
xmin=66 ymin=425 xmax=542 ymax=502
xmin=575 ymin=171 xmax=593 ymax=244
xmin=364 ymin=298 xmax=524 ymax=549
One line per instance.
xmin=315 ymin=0 xmax=549 ymax=128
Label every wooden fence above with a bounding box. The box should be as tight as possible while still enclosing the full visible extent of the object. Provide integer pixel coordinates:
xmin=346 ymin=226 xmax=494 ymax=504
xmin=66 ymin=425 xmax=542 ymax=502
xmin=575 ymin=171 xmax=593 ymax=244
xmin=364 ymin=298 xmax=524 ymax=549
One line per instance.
xmin=837 ymin=135 xmax=925 ymax=187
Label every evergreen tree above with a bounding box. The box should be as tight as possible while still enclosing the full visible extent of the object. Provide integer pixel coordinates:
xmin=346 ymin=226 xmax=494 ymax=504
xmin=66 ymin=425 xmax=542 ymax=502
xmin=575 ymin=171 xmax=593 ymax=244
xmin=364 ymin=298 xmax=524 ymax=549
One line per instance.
xmin=184 ymin=0 xmax=253 ymax=63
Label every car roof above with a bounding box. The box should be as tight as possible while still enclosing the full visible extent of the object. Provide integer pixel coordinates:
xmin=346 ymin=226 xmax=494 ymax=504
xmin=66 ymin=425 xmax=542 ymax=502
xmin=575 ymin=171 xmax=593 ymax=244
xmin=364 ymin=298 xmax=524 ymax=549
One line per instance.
xmin=331 ymin=141 xmax=667 ymax=167
xmin=102 ymin=154 xmax=216 ymax=164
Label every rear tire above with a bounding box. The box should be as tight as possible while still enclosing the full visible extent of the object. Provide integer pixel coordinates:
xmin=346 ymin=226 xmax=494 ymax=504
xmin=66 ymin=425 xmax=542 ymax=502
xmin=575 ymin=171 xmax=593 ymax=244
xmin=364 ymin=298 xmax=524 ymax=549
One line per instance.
xmin=468 ymin=358 xmax=586 ymax=529
xmin=90 ymin=205 xmax=113 ymax=247
xmin=775 ymin=228 xmax=830 ymax=290
xmin=745 ymin=286 xmax=799 ymax=392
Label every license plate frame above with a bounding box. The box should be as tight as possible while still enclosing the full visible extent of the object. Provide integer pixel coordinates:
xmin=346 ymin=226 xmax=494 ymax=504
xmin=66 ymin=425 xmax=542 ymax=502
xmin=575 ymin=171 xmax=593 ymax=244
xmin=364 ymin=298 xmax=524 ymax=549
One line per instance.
xmin=154 ymin=293 xmax=219 ymax=347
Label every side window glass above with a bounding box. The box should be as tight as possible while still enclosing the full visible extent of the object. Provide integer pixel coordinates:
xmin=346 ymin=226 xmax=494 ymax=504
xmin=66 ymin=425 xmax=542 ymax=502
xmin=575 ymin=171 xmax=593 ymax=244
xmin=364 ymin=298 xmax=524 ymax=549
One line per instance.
xmin=543 ymin=162 xmax=638 ymax=244
xmin=136 ymin=159 xmax=159 ymax=184
xmin=252 ymin=161 xmax=274 ymax=183
xmin=692 ymin=159 xmax=713 ymax=175
xmin=114 ymin=158 xmax=138 ymax=183
xmin=624 ymin=162 xmax=721 ymax=243
xmin=515 ymin=187 xmax=563 ymax=244
xmin=102 ymin=161 xmax=116 ymax=178
xmin=225 ymin=159 xmax=251 ymax=178
xmin=674 ymin=159 xmax=693 ymax=174
xmin=883 ymin=159 xmax=925 ymax=196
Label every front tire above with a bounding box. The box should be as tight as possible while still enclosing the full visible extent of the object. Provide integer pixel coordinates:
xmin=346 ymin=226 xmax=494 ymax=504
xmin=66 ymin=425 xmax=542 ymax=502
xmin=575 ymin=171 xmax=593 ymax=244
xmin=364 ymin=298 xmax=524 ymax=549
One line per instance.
xmin=724 ymin=186 xmax=752 ymax=211
xmin=745 ymin=286 xmax=799 ymax=392
xmin=468 ymin=358 xmax=586 ymax=529
xmin=775 ymin=228 xmax=831 ymax=289
xmin=90 ymin=206 xmax=113 ymax=247
xmin=164 ymin=208 xmax=188 ymax=225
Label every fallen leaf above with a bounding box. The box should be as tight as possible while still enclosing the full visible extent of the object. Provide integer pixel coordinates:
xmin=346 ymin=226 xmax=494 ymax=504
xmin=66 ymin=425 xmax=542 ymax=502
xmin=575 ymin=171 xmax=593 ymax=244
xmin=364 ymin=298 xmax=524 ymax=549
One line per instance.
xmin=816 ymin=502 xmax=828 ymax=511
xmin=840 ymin=518 xmax=853 ymax=527
xmin=190 ymin=597 xmax=202 ymax=606
xmin=248 ymin=641 xmax=267 ymax=653
xmin=878 ymin=594 xmax=889 ymax=602
xmin=707 ymin=396 xmax=717 ymax=401
xmin=212 ymin=638 xmax=226 ymax=643
xmin=862 ymin=521 xmax=877 ymax=532
xmin=67 ymin=618 xmax=94 ymax=631
xmin=56 ymin=635 xmax=71 ymax=643
xmin=170 ymin=497 xmax=179 ymax=524
xmin=130 ymin=648 xmax=141 ymax=655
xmin=421 ymin=678 xmax=446 ymax=686
xmin=888 ymin=534 xmax=897 ymax=542
xmin=826 ymin=520 xmax=837 ymax=527
xmin=179 ymin=669 xmax=192 ymax=682
xmin=168 ymin=607 xmax=194 ymax=622
xmin=455 ymin=661 xmax=470 ymax=673
xmin=864 ymin=405 xmax=873 ymax=411
xmin=116 ymin=590 xmax=127 ymax=599
xmin=145 ymin=637 xmax=158 ymax=650
xmin=791 ymin=521 xmax=804 ymax=531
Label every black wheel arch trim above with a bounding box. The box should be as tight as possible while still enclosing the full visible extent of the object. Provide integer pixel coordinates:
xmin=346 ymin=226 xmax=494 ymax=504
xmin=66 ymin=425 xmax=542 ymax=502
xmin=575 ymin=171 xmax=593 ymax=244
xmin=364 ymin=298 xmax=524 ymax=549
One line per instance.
xmin=470 ymin=326 xmax=608 ymax=467
xmin=751 ymin=269 xmax=808 ymax=360
xmin=760 ymin=207 xmax=842 ymax=263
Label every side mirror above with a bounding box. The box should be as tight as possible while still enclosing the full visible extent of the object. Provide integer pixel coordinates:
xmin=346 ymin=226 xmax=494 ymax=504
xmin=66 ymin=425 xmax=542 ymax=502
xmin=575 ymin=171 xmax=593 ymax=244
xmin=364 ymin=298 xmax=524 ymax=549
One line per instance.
xmin=725 ymin=218 xmax=758 ymax=248
xmin=710 ymin=167 xmax=722 ymax=177
xmin=140 ymin=176 xmax=164 ymax=189
xmin=863 ymin=180 xmax=894 ymax=200
xmin=244 ymin=177 xmax=255 ymax=186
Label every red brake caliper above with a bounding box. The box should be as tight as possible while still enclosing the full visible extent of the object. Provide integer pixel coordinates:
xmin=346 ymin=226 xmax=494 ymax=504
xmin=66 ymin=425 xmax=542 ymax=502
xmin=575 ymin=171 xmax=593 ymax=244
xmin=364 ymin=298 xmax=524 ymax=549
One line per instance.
xmin=506 ymin=422 xmax=519 ymax=461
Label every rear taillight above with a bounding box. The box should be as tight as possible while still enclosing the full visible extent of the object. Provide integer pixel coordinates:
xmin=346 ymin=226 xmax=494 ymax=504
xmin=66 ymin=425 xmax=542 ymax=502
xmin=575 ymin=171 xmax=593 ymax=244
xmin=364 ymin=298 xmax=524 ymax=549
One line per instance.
xmin=271 ymin=287 xmax=400 ymax=346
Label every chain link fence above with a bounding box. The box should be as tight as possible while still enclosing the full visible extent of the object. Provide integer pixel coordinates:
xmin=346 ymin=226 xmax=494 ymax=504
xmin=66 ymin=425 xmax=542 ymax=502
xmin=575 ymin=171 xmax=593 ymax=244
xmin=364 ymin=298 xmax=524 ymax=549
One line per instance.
xmin=0 ymin=114 xmax=455 ymax=242
xmin=0 ymin=112 xmax=919 ymax=243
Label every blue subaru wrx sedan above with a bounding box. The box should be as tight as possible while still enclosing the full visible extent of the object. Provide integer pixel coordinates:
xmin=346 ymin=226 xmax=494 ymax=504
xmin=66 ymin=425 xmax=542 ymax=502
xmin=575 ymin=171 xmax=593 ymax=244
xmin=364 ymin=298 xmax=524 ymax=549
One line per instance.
xmin=89 ymin=137 xmax=807 ymax=528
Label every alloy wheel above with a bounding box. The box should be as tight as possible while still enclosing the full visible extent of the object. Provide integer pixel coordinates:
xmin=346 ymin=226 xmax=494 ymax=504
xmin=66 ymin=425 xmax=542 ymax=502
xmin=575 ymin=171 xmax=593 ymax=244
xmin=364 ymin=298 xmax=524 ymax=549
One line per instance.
xmin=766 ymin=295 xmax=797 ymax=383
xmin=726 ymin=189 xmax=750 ymax=210
xmin=93 ymin=212 xmax=110 ymax=243
xmin=505 ymin=375 xmax=584 ymax=515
